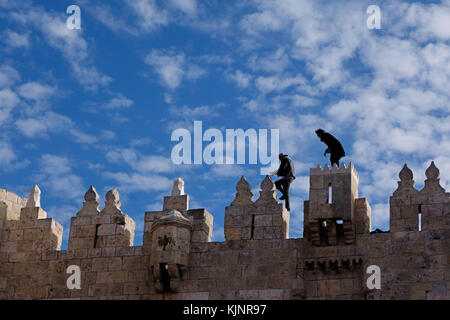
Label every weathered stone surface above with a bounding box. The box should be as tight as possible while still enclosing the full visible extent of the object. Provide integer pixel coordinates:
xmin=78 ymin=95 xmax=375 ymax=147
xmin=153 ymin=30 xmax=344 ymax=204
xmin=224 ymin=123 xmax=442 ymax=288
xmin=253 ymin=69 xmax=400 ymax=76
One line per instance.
xmin=255 ymin=176 xmax=278 ymax=205
xmin=0 ymin=162 xmax=449 ymax=300
xmin=26 ymin=185 xmax=41 ymax=208
xmin=231 ymin=176 xmax=253 ymax=206
xmin=171 ymin=178 xmax=185 ymax=196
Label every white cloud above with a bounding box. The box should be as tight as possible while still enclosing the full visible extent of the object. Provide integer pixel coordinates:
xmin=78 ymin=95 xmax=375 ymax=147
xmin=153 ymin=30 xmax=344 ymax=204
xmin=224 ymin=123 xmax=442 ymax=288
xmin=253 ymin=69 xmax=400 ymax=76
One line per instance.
xmin=80 ymin=2 xmax=139 ymax=36
xmin=0 ymin=88 xmax=20 ymax=108
xmin=248 ymin=48 xmax=290 ymax=73
xmin=17 ymin=82 xmax=55 ymax=101
xmin=15 ymin=118 xmax=47 ymax=137
xmin=205 ymin=165 xmax=257 ymax=180
xmin=185 ymin=63 xmax=207 ymax=80
xmin=0 ymin=88 xmax=20 ymax=124
xmin=170 ymin=103 xmax=224 ymax=119
xmin=0 ymin=140 xmax=16 ymax=164
xmin=11 ymin=6 xmax=111 ymax=90
xmin=134 ymin=155 xmax=174 ymax=173
xmin=101 ymin=130 xmax=116 ymax=140
xmin=272 ymin=94 xmax=317 ymax=109
xmin=38 ymin=154 xmax=85 ymax=200
xmin=199 ymin=54 xmax=234 ymax=65
xmin=144 ymin=49 xmax=206 ymax=89
xmin=169 ymin=0 xmax=197 ymax=16
xmin=103 ymin=171 xmax=172 ymax=193
xmin=255 ymin=75 xmax=305 ymax=94
xmin=104 ymin=94 xmax=133 ymax=109
xmin=226 ymin=70 xmax=252 ymax=88
xmin=105 ymin=148 xmax=174 ymax=174
xmin=389 ymin=2 xmax=450 ymax=41
xmin=164 ymin=93 xmax=174 ymax=104
xmin=0 ymin=65 xmax=21 ymax=88
xmin=15 ymin=111 xmax=98 ymax=144
xmin=128 ymin=0 xmax=169 ymax=32
xmin=0 ymin=139 xmax=29 ymax=171
xmin=69 ymin=128 xmax=98 ymax=144
xmin=4 ymin=30 xmax=29 ymax=48
xmin=145 ymin=49 xmax=185 ymax=89
xmin=130 ymin=137 xmax=151 ymax=147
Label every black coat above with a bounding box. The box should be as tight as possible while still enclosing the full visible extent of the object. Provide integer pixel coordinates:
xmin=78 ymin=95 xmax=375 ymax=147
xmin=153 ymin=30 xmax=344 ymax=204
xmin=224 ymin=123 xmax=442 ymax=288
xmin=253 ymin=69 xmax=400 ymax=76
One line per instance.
xmin=277 ymin=155 xmax=295 ymax=179
xmin=320 ymin=132 xmax=345 ymax=157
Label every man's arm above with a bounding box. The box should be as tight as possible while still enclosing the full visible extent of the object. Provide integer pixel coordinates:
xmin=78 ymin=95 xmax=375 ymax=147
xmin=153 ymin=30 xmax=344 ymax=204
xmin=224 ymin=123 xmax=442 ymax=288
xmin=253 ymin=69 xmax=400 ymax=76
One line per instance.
xmin=324 ymin=147 xmax=330 ymax=156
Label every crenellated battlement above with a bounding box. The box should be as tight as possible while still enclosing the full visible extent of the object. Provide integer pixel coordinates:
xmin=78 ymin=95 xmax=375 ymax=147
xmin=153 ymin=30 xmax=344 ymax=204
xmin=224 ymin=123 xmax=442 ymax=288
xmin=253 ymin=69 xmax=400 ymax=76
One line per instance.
xmin=68 ymin=186 xmax=136 ymax=250
xmin=0 ymin=162 xmax=449 ymax=300
xmin=310 ymin=162 xmax=359 ymax=179
xmin=224 ymin=175 xmax=289 ymax=241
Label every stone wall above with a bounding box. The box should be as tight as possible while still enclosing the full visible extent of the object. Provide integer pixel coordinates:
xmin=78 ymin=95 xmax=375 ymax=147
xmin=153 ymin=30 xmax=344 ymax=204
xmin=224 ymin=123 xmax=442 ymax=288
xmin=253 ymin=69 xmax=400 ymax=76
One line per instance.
xmin=0 ymin=188 xmax=28 ymax=222
xmin=0 ymin=162 xmax=449 ymax=300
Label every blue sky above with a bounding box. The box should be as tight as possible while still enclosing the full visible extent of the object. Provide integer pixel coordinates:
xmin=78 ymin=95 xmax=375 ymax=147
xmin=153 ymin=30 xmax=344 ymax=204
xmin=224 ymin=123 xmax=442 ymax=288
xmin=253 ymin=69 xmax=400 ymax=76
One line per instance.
xmin=1 ymin=0 xmax=449 ymax=249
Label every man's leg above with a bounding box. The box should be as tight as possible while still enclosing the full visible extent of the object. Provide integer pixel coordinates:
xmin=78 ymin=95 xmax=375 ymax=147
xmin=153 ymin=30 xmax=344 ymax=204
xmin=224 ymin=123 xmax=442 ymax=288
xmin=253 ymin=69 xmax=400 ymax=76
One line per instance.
xmin=275 ymin=179 xmax=285 ymax=198
xmin=330 ymin=153 xmax=340 ymax=167
xmin=282 ymin=179 xmax=292 ymax=210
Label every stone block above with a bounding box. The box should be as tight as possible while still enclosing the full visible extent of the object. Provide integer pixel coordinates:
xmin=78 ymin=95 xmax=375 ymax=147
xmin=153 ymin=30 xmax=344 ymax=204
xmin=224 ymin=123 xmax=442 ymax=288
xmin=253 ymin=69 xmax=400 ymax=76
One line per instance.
xmin=24 ymin=228 xmax=44 ymax=241
xmin=163 ymin=195 xmax=189 ymax=211
xmin=403 ymin=242 xmax=424 ymax=256
xmin=127 ymin=270 xmax=149 ymax=282
xmin=98 ymin=224 xmax=117 ymax=236
xmin=77 ymin=225 xmax=97 ymax=238
xmin=192 ymin=230 xmax=208 ymax=242
xmin=238 ymin=289 xmax=259 ymax=299
xmin=247 ymin=278 xmax=268 ymax=289
xmin=224 ymin=265 xmax=242 ymax=278
xmin=223 ymin=251 xmax=239 ymax=265
xmin=224 ymin=228 xmax=241 ymax=241
xmin=410 ymin=283 xmax=433 ymax=300
xmin=268 ymin=277 xmax=293 ymax=289
xmin=258 ymin=289 xmax=284 ymax=299
xmin=107 ymin=257 xmax=122 ymax=271
xmin=8 ymin=229 xmax=23 ymax=241
xmin=255 ymin=215 xmax=272 ymax=227
xmin=197 ymin=279 xmax=216 ymax=291
xmin=20 ymin=207 xmax=47 ymax=221
xmin=317 ymin=280 xmax=340 ymax=297
xmin=340 ymin=279 xmax=354 ymax=295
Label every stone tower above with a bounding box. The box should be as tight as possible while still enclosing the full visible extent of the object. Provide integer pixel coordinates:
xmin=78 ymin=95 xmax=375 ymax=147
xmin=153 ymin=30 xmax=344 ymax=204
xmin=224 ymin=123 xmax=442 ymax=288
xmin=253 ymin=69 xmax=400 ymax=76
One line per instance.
xmin=304 ymin=163 xmax=371 ymax=246
xmin=150 ymin=209 xmax=192 ymax=293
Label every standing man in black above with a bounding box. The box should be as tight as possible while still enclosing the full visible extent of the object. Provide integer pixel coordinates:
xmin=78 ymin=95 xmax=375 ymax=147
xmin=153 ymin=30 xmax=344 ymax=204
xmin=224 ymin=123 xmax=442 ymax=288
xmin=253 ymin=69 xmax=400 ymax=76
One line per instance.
xmin=271 ymin=153 xmax=295 ymax=211
xmin=315 ymin=129 xmax=345 ymax=167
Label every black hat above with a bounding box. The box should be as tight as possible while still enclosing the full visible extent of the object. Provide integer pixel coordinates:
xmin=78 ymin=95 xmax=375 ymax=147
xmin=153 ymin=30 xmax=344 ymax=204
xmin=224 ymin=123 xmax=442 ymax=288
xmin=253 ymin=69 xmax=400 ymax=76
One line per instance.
xmin=315 ymin=129 xmax=325 ymax=135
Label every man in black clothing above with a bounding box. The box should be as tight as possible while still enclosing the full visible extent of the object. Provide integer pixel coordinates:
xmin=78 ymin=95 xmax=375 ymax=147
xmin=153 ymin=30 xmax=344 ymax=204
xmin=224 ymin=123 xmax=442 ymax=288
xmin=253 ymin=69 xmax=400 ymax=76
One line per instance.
xmin=271 ymin=153 xmax=295 ymax=211
xmin=315 ymin=129 xmax=345 ymax=167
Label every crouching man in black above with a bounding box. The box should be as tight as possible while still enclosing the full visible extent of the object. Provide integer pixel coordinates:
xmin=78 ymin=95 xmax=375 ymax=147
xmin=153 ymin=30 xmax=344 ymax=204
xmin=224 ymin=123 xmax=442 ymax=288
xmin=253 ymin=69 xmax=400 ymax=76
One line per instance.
xmin=271 ymin=153 xmax=295 ymax=211
xmin=315 ymin=129 xmax=345 ymax=167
